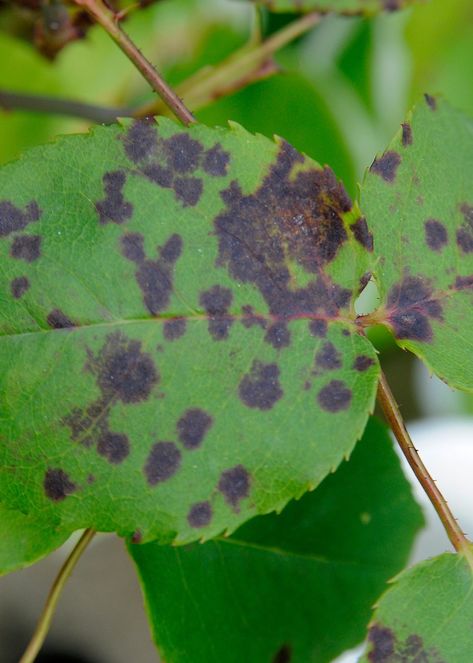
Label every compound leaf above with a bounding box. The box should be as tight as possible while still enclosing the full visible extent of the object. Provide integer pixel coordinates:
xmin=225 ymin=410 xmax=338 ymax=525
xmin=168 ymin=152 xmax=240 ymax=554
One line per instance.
xmin=129 ymin=418 xmax=423 ymax=663
xmin=360 ymin=550 xmax=473 ymax=663
xmin=0 ymin=119 xmax=378 ymax=547
xmin=361 ymin=97 xmax=473 ymax=392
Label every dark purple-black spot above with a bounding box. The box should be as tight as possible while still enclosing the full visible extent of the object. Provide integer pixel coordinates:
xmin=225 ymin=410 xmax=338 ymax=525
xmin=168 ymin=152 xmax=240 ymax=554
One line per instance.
xmin=353 ymin=355 xmax=375 ymax=371
xmin=0 ymin=200 xmax=41 ymax=237
xmin=455 ymin=275 xmax=473 ymax=289
xmin=187 ymin=501 xmax=212 ymax=528
xmin=239 ymin=360 xmax=283 ymax=410
xmin=273 ymin=644 xmax=292 ymax=663
xmin=457 ymin=203 xmax=473 ymax=253
xmin=401 ymin=122 xmax=413 ymax=146
xmin=173 ymin=177 xmax=203 ymax=207
xmin=367 ymin=625 xmax=395 ymax=662
xmin=142 ymin=163 xmax=173 ymax=188
xmin=203 ymin=144 xmax=230 ymax=176
xmin=165 ymin=134 xmax=203 ymax=174
xmin=387 ymin=276 xmax=442 ymax=342
xmin=177 ymin=408 xmax=213 ymax=449
xmin=351 ymin=217 xmax=373 ymax=251
xmin=46 ymin=309 xmax=75 ymax=329
xmin=318 ymin=380 xmax=352 ymax=412
xmin=131 ymin=530 xmax=142 ymax=544
xmin=121 ymin=233 xmax=145 ymax=262
xmin=383 ymin=0 xmax=401 ymax=10
xmin=309 ymin=319 xmax=327 ymax=337
xmin=200 ymin=285 xmax=233 ymax=341
xmin=97 ymin=431 xmax=130 ymax=464
xmin=218 ymin=465 xmax=250 ymax=508
xmin=315 ymin=341 xmax=342 ymax=371
xmin=93 ymin=332 xmax=158 ymax=403
xmin=10 ymin=276 xmax=30 ymax=299
xmin=265 ymin=322 xmax=291 ymax=349
xmin=425 ymin=93 xmax=437 ymax=110
xmin=370 ymin=151 xmax=401 ymax=182
xmin=425 ymin=219 xmax=448 ymax=251
xmin=144 ymin=441 xmax=181 ymax=486
xmin=96 ymin=171 xmax=133 ymax=225
xmin=163 ymin=317 xmax=187 ymax=340
xmin=123 ymin=119 xmax=157 ymax=163
xmin=241 ymin=305 xmax=267 ymax=329
xmin=44 ymin=468 xmax=77 ymax=501
xmin=10 ymin=235 xmax=41 ymax=262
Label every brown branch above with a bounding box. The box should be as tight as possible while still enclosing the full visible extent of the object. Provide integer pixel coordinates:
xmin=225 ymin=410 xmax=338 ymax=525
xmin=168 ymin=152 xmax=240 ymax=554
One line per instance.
xmin=377 ymin=371 xmax=469 ymax=554
xmin=73 ymin=0 xmax=195 ymax=125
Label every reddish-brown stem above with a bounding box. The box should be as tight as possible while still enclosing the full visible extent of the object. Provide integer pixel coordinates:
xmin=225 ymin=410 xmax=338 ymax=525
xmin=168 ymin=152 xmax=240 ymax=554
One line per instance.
xmin=73 ymin=0 xmax=195 ymax=125
xmin=377 ymin=370 xmax=469 ymax=554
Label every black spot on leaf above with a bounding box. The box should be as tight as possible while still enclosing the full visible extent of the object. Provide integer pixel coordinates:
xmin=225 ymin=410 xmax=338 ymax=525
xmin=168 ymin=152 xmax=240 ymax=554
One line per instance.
xmin=239 ymin=360 xmax=283 ymax=410
xmin=318 ymin=380 xmax=352 ymax=412
xmin=10 ymin=235 xmax=41 ymax=262
xmin=401 ymin=122 xmax=413 ymax=146
xmin=131 ymin=530 xmax=143 ymax=544
xmin=315 ymin=341 xmax=342 ymax=371
xmin=188 ymin=501 xmax=212 ymax=528
xmin=309 ymin=319 xmax=327 ymax=337
xmin=353 ymin=355 xmax=375 ymax=371
xmin=425 ymin=219 xmax=448 ymax=251
xmin=370 ymin=151 xmax=401 ymax=182
xmin=273 ymin=644 xmax=292 ymax=663
xmin=44 ymin=468 xmax=77 ymax=501
xmin=10 ymin=276 xmax=30 ymax=298
xmin=386 ymin=275 xmax=443 ymax=342
xmin=200 ymin=285 xmax=234 ymax=341
xmin=425 ymin=93 xmax=437 ymax=110
xmin=265 ymin=322 xmax=291 ymax=349
xmin=455 ymin=275 xmax=473 ymax=289
xmin=163 ymin=317 xmax=187 ymax=340
xmin=47 ymin=309 xmax=75 ymax=329
xmin=97 ymin=431 xmax=130 ymax=464
xmin=367 ymin=625 xmax=395 ymax=662
xmin=173 ymin=177 xmax=203 ymax=207
xmin=123 ymin=119 xmax=157 ymax=163
xmin=0 ymin=200 xmax=41 ymax=237
xmin=383 ymin=0 xmax=401 ymax=10
xmin=122 ymin=232 xmax=183 ymax=316
xmin=241 ymin=305 xmax=267 ymax=329
xmin=367 ymin=624 xmax=445 ymax=663
xmin=165 ymin=134 xmax=203 ymax=174
xmin=96 ymin=171 xmax=133 ymax=225
xmin=456 ymin=203 xmax=473 ymax=253
xmin=351 ymin=217 xmax=373 ymax=251
xmin=144 ymin=441 xmax=181 ymax=486
xmin=218 ymin=465 xmax=250 ymax=509
xmin=177 ymin=408 xmax=213 ymax=449
xmin=203 ymin=144 xmax=230 ymax=176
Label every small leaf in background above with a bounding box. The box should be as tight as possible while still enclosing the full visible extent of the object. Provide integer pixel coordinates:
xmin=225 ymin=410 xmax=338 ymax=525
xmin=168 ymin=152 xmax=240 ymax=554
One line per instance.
xmin=128 ymin=417 xmax=423 ymax=663
xmin=360 ymin=550 xmax=473 ymax=662
xmin=0 ymin=119 xmax=378 ymax=548
xmin=241 ymin=0 xmax=419 ymax=17
xmin=0 ymin=503 xmax=70 ymax=575
xmin=361 ymin=97 xmax=473 ymax=392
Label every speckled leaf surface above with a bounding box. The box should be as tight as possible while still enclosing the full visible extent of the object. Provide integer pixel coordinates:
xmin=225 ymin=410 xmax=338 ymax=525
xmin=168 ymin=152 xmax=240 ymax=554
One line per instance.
xmin=0 ymin=119 xmax=378 ymax=547
xmin=129 ymin=418 xmax=423 ymax=663
xmin=361 ymin=97 xmax=473 ymax=392
xmin=0 ymin=504 xmax=69 ymax=575
xmin=242 ymin=0 xmax=418 ymax=16
xmin=360 ymin=551 xmax=473 ymax=663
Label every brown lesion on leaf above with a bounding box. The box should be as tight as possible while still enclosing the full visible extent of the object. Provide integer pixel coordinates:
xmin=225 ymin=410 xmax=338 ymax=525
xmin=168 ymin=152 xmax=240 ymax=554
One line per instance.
xmin=10 ymin=276 xmax=30 ymax=299
xmin=96 ymin=171 xmax=133 ymax=225
xmin=121 ymin=232 xmax=183 ymax=316
xmin=314 ymin=341 xmax=342 ymax=371
xmin=424 ymin=219 xmax=448 ymax=252
xmin=353 ymin=355 xmax=375 ymax=371
xmin=0 ymin=200 xmax=41 ymax=237
xmin=218 ymin=465 xmax=250 ymax=510
xmin=214 ymin=141 xmax=354 ymax=341
xmin=238 ymin=360 xmax=283 ymax=410
xmin=163 ymin=317 xmax=187 ymax=341
xmin=199 ymin=285 xmax=234 ymax=341
xmin=385 ymin=275 xmax=443 ymax=342
xmin=456 ymin=203 xmax=473 ymax=253
xmin=144 ymin=441 xmax=181 ymax=486
xmin=455 ymin=275 xmax=473 ymax=290
xmin=177 ymin=408 xmax=213 ymax=449
xmin=44 ymin=468 xmax=77 ymax=501
xmin=47 ymin=309 xmax=75 ymax=329
xmin=317 ymin=380 xmax=352 ymax=412
xmin=367 ymin=624 xmax=445 ymax=662
xmin=401 ymin=122 xmax=413 ymax=146
xmin=10 ymin=235 xmax=42 ymax=262
xmin=370 ymin=151 xmax=401 ymax=183
xmin=187 ymin=501 xmax=212 ymax=528
xmin=351 ymin=217 xmax=373 ymax=251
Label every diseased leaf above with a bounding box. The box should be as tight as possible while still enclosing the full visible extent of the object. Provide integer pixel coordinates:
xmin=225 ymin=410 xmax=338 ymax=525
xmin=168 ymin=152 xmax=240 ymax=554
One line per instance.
xmin=129 ymin=418 xmax=423 ymax=663
xmin=0 ymin=119 xmax=378 ymax=546
xmin=0 ymin=503 xmax=70 ymax=575
xmin=361 ymin=97 xmax=473 ymax=392
xmin=360 ymin=550 xmax=473 ymax=663
xmin=241 ymin=0 xmax=419 ymax=16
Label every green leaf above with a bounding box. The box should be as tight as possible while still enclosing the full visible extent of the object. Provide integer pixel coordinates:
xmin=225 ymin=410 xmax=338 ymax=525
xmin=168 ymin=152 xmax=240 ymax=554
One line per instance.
xmin=129 ymin=417 xmax=423 ymax=663
xmin=361 ymin=97 xmax=473 ymax=392
xmin=0 ymin=119 xmax=378 ymax=546
xmin=360 ymin=550 xmax=473 ymax=663
xmin=0 ymin=503 xmax=70 ymax=575
xmin=241 ymin=0 xmax=419 ymax=16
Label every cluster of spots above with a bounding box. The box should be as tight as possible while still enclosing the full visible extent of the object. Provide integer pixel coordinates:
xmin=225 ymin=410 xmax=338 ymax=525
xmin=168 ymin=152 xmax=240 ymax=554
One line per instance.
xmin=370 ymin=151 xmax=401 ymax=183
xmin=121 ymin=232 xmax=183 ymax=316
xmin=199 ymin=285 xmax=234 ymax=341
xmin=424 ymin=219 xmax=448 ymax=252
xmin=238 ymin=360 xmax=283 ymax=410
xmin=96 ymin=171 xmax=133 ymax=225
xmin=385 ymin=275 xmax=443 ymax=342
xmin=43 ymin=468 xmax=77 ymax=501
xmin=367 ymin=624 xmax=445 ymax=663
xmin=351 ymin=217 xmax=374 ymax=251
xmin=272 ymin=644 xmax=292 ymax=663
xmin=456 ymin=203 xmax=473 ymax=254
xmin=122 ymin=120 xmax=230 ymax=208
xmin=401 ymin=122 xmax=413 ymax=147
xmin=1 ymin=199 xmax=42 ymax=299
xmin=214 ymin=141 xmax=356 ymax=353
